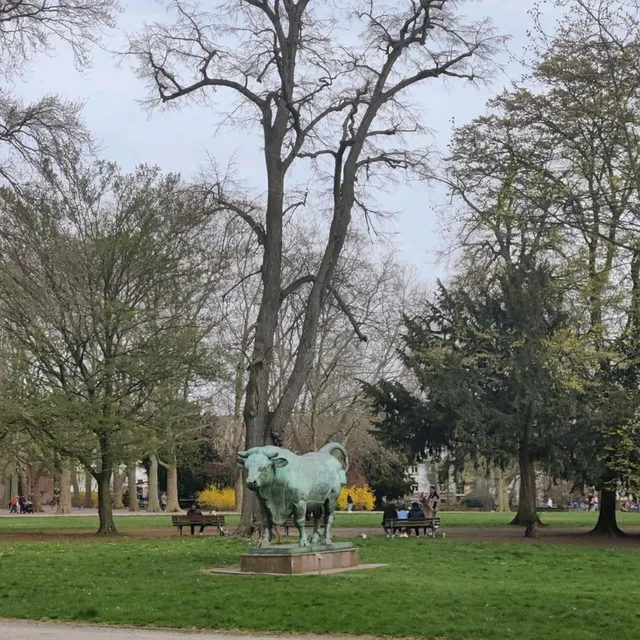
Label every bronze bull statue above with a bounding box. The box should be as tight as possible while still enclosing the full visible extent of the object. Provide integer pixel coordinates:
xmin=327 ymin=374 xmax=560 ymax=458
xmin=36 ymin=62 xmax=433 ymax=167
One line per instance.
xmin=237 ymin=442 xmax=348 ymax=547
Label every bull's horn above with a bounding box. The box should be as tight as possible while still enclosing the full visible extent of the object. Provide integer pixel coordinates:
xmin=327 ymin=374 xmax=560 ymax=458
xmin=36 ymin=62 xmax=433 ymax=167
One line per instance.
xmin=238 ymin=447 xmax=264 ymax=459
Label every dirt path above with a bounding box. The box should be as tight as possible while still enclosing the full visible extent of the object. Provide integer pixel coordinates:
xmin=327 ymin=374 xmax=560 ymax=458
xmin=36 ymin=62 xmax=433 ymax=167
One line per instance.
xmin=4 ymin=620 xmax=377 ymax=640
xmin=1 ymin=525 xmax=639 ymax=546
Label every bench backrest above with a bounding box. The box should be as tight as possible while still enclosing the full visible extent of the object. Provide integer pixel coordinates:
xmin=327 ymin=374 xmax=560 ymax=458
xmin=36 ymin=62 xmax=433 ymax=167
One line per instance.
xmin=387 ymin=518 xmax=439 ymax=525
xmin=171 ymin=515 xmax=225 ymax=525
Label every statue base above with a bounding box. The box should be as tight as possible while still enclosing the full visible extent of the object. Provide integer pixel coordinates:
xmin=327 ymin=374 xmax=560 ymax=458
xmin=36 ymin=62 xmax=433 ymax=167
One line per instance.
xmin=240 ymin=542 xmax=359 ymax=575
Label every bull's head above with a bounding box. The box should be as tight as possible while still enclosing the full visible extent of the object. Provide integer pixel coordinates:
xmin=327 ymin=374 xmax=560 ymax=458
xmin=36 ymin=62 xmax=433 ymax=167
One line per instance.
xmin=237 ymin=448 xmax=289 ymax=491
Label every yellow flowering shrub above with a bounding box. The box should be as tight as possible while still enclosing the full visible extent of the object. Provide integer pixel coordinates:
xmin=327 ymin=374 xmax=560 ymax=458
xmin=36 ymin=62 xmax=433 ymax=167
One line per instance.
xmin=78 ymin=491 xmax=98 ymax=507
xmin=338 ymin=486 xmax=375 ymax=511
xmin=196 ymin=485 xmax=236 ymax=511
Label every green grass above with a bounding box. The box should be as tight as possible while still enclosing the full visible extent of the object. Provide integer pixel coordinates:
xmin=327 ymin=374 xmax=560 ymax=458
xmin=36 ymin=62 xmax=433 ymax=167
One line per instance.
xmin=1 ymin=509 xmax=639 ymax=533
xmin=0 ymin=535 xmax=639 ymax=640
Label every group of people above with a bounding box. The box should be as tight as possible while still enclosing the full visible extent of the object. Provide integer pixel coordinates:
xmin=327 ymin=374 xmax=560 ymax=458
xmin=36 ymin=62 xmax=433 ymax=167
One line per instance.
xmin=381 ymin=486 xmax=440 ymax=537
xmin=8 ymin=495 xmax=34 ymax=514
xmin=620 ymin=499 xmax=640 ymax=512
xmin=571 ymin=495 xmax=600 ymax=511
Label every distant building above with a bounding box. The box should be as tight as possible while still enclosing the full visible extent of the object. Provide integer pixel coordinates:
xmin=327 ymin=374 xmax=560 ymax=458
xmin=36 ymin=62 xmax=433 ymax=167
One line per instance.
xmin=407 ymin=461 xmax=430 ymax=494
xmin=406 ymin=459 xmax=458 ymax=502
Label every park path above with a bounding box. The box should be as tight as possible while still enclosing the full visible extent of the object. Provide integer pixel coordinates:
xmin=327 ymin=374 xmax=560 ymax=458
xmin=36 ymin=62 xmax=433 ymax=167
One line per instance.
xmin=4 ymin=621 xmax=378 ymax=640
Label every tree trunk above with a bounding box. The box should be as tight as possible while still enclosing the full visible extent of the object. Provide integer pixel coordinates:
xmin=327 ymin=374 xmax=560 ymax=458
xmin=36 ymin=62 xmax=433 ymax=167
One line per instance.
xmin=147 ymin=454 xmax=161 ymax=512
xmin=590 ymin=488 xmax=624 ymax=536
xmin=127 ymin=465 xmax=140 ymax=512
xmin=71 ymin=467 xmax=80 ymax=508
xmin=83 ymin=468 xmax=94 ymax=508
xmin=96 ymin=469 xmax=117 ymax=535
xmin=1 ymin=477 xmax=10 ymax=508
xmin=57 ymin=466 xmax=73 ymax=514
xmin=510 ymin=448 xmax=541 ymax=532
xmin=18 ymin=466 xmax=28 ymax=498
xmin=112 ymin=468 xmax=125 ymax=510
xmin=495 ymin=468 xmax=509 ymax=513
xmin=32 ymin=468 xmax=44 ymax=513
xmin=166 ymin=458 xmax=181 ymax=513
xmin=234 ymin=469 xmax=244 ymax=512
xmin=11 ymin=469 xmax=19 ymax=499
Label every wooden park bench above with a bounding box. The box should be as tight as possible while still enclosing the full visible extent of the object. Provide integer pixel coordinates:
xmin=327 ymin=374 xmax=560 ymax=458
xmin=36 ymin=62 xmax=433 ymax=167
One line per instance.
xmin=385 ymin=517 xmax=441 ymax=537
xmin=171 ymin=514 xmax=227 ymax=536
xmin=536 ymin=506 xmax=569 ymax=512
xmin=281 ymin=515 xmax=314 ymax=537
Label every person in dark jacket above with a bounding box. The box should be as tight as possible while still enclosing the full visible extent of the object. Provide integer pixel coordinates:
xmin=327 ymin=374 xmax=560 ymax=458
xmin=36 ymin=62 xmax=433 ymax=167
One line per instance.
xmin=408 ymin=501 xmax=425 ymax=536
xmin=187 ymin=503 xmax=205 ymax=536
xmin=382 ymin=500 xmax=398 ymax=536
xmin=347 ymin=493 xmax=354 ymax=512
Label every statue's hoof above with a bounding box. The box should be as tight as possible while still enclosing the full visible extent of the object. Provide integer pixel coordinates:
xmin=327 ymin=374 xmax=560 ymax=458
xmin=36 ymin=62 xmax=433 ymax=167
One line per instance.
xmin=299 ymin=540 xmax=310 ymax=548
xmin=324 ymin=539 xmax=332 ymax=545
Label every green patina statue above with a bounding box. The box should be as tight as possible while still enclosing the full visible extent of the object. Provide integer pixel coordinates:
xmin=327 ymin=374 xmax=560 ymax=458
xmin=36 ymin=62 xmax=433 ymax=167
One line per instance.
xmin=237 ymin=442 xmax=348 ymax=547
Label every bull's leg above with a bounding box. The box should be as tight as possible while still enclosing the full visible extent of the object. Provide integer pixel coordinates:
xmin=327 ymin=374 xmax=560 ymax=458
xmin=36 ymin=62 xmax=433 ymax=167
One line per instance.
xmin=323 ymin=500 xmax=336 ymax=545
xmin=294 ymin=501 xmax=309 ymax=547
xmin=310 ymin=510 xmax=322 ymax=544
xmin=257 ymin=499 xmax=272 ymax=547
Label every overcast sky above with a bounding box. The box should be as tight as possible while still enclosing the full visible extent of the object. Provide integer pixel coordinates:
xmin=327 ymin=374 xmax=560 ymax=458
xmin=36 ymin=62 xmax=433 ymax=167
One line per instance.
xmin=15 ymin=0 xmax=560 ymax=284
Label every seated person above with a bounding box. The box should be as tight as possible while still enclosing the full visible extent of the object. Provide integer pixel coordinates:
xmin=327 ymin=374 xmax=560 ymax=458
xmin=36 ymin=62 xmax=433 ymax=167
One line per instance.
xmin=381 ymin=500 xmax=398 ymax=536
xmin=395 ymin=504 xmax=409 ymax=537
xmin=187 ymin=503 xmax=206 ymax=536
xmin=408 ymin=501 xmax=425 ymax=536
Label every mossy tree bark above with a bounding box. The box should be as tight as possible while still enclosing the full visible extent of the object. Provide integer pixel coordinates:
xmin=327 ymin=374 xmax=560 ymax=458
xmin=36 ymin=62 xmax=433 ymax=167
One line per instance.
xmin=57 ymin=464 xmax=73 ymax=514
xmin=147 ymin=454 xmax=161 ymax=513
xmin=96 ymin=467 xmax=117 ymax=534
xmin=510 ymin=446 xmax=542 ymax=535
xmin=127 ymin=464 xmax=140 ymax=512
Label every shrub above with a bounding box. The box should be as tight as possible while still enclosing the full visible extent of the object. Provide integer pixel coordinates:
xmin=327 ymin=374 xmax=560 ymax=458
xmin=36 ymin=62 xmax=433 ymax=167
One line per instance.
xmin=338 ymin=486 xmax=375 ymax=511
xmin=78 ymin=492 xmax=98 ymax=507
xmin=459 ymin=489 xmax=495 ymax=510
xmin=196 ymin=485 xmax=236 ymax=511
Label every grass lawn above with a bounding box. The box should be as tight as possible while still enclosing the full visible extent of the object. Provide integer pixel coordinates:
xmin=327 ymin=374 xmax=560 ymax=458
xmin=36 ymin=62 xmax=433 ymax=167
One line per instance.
xmin=0 ymin=535 xmax=638 ymax=640
xmin=1 ymin=510 xmax=639 ymax=533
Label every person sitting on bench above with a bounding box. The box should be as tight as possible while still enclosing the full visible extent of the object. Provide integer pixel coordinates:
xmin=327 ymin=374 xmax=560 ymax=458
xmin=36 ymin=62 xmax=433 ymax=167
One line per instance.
xmin=187 ymin=503 xmax=206 ymax=536
xmin=408 ymin=501 xmax=425 ymax=535
xmin=382 ymin=500 xmax=398 ymax=536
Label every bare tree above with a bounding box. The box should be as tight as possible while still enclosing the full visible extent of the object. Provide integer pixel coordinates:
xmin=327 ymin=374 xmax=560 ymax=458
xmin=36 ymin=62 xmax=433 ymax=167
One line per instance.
xmin=129 ymin=0 xmax=502 ymax=532
xmin=0 ymin=1 xmax=119 ymax=184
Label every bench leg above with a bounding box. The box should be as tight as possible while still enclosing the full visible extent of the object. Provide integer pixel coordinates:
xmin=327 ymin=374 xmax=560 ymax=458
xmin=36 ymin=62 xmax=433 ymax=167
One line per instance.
xmin=179 ymin=526 xmax=182 ymax=535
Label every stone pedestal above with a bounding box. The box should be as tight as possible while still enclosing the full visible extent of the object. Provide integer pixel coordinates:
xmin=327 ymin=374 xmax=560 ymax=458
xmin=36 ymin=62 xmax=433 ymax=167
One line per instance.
xmin=240 ymin=542 xmax=359 ymax=575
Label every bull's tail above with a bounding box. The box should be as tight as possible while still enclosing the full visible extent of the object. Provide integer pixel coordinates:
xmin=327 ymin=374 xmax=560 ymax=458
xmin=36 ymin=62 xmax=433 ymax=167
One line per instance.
xmin=320 ymin=442 xmax=349 ymax=473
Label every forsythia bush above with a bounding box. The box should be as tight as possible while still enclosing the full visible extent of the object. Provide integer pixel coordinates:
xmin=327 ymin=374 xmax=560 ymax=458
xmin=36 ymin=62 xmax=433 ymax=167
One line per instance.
xmin=338 ymin=486 xmax=375 ymax=511
xmin=77 ymin=491 xmax=98 ymax=507
xmin=196 ymin=486 xmax=236 ymax=511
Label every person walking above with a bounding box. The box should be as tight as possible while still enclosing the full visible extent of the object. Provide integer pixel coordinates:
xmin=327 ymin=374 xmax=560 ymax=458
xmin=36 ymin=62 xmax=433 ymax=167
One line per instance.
xmin=160 ymin=493 xmax=168 ymax=512
xmin=10 ymin=496 xmax=18 ymax=514
xmin=347 ymin=493 xmax=354 ymax=512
